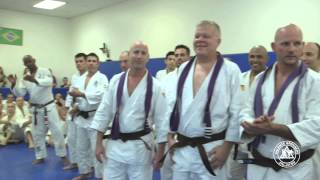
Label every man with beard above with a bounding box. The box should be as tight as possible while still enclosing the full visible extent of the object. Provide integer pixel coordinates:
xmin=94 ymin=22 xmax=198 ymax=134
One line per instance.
xmin=174 ymin=44 xmax=191 ymax=67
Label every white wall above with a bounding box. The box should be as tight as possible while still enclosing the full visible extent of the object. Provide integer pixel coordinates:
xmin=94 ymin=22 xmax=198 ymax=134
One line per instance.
xmin=1 ymin=0 xmax=320 ymax=82
xmin=0 ymin=9 xmax=72 ymax=84
xmin=70 ymin=0 xmax=320 ymax=59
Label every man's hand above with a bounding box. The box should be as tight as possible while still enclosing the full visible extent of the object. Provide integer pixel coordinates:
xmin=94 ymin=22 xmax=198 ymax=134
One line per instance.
xmin=69 ymin=88 xmax=85 ymax=98
xmin=22 ymin=121 xmax=31 ymax=129
xmin=7 ymin=74 xmax=17 ymax=87
xmin=5 ymin=121 xmax=11 ymax=126
xmin=3 ymin=123 xmax=10 ymax=131
xmin=153 ymin=150 xmax=163 ymax=170
xmin=153 ymin=143 xmax=166 ymax=170
xmin=167 ymin=133 xmax=177 ymax=161
xmin=208 ymin=142 xmax=233 ymax=169
xmin=241 ymin=115 xmax=275 ymax=135
xmin=242 ymin=115 xmax=297 ymax=141
xmin=95 ymin=141 xmax=106 ymax=163
xmin=64 ymin=107 xmax=69 ymax=113
xmin=23 ymin=75 xmax=38 ymax=84
xmin=95 ymin=131 xmax=106 ymax=163
xmin=69 ymin=106 xmax=79 ymax=116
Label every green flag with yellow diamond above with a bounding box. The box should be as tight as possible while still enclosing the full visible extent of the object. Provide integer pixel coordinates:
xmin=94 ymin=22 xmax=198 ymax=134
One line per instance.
xmin=0 ymin=27 xmax=23 ymax=46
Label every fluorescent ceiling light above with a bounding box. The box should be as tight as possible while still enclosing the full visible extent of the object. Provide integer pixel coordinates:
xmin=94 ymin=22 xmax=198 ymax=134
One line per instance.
xmin=33 ymin=0 xmax=66 ymax=10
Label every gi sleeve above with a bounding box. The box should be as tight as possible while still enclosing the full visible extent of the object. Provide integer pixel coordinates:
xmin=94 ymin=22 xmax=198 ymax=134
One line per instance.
xmin=225 ymin=64 xmax=242 ymax=142
xmin=65 ymin=75 xmax=77 ymax=108
xmin=36 ymin=69 xmax=53 ymax=87
xmin=90 ymin=76 xmax=115 ymax=133
xmin=238 ymin=74 xmax=260 ymax=143
xmin=152 ymin=81 xmax=169 ymax=143
xmin=287 ymin=75 xmax=320 ymax=149
xmin=12 ymin=79 xmax=27 ymax=97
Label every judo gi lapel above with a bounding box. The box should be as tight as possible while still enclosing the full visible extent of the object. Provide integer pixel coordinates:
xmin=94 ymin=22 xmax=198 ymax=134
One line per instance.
xmin=240 ymin=70 xmax=251 ymax=92
xmin=181 ymin=59 xmax=215 ymax=129
xmin=110 ymin=70 xmax=152 ymax=139
xmin=170 ymin=54 xmax=224 ymax=135
xmin=123 ymin=69 xmax=148 ymax=109
xmin=252 ymin=62 xmax=307 ymax=148
xmin=261 ymin=65 xmax=276 ymax=115
xmin=82 ymin=71 xmax=98 ymax=92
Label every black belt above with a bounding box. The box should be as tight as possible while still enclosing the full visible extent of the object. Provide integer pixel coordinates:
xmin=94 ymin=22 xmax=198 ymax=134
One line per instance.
xmin=160 ymin=130 xmax=226 ymax=176
xmin=30 ymin=100 xmax=55 ymax=108
xmin=30 ymin=100 xmax=55 ymax=125
xmin=240 ymin=148 xmax=315 ymax=171
xmin=103 ymin=129 xmax=151 ymax=150
xmin=77 ymin=109 xmax=96 ymax=119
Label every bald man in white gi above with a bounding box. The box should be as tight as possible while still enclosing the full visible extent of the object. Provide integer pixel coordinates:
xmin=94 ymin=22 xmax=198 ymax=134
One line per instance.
xmin=240 ymin=24 xmax=320 ymax=180
xmin=7 ymin=55 xmax=68 ymax=165
xmin=91 ymin=41 xmax=168 ymax=180
xmin=240 ymin=45 xmax=269 ymax=100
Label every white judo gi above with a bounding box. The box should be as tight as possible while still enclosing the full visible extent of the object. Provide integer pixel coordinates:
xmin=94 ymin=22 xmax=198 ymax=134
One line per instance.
xmin=91 ymin=70 xmax=168 ymax=180
xmin=64 ymin=72 xmax=85 ymax=165
xmin=239 ymin=62 xmax=320 ymax=180
xmin=75 ymin=71 xmax=108 ymax=178
xmin=311 ymin=70 xmax=320 ymax=180
xmin=156 ymin=68 xmax=177 ymax=82
xmin=165 ymin=58 xmax=242 ymax=180
xmin=159 ymin=69 xmax=179 ymax=180
xmin=0 ymin=113 xmax=26 ymax=141
xmin=226 ymin=69 xmax=257 ymax=180
xmin=12 ymin=67 xmax=66 ymax=160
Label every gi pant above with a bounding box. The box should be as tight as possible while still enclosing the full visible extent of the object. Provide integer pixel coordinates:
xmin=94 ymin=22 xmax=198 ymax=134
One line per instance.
xmin=104 ymin=158 xmax=152 ymax=180
xmin=76 ymin=125 xmax=103 ymax=178
xmin=32 ymin=104 xmax=66 ymax=160
xmin=160 ymin=144 xmax=173 ymax=180
xmin=66 ymin=114 xmax=78 ymax=164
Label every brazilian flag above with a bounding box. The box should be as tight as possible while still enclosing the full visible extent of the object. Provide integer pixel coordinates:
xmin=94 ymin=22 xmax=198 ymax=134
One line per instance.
xmin=0 ymin=27 xmax=23 ymax=46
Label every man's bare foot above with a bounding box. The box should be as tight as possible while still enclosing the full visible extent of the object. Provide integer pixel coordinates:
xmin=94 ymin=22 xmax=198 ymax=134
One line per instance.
xmin=71 ymin=173 xmax=92 ymax=180
xmin=7 ymin=139 xmax=21 ymax=144
xmin=0 ymin=141 xmax=7 ymax=146
xmin=63 ymin=163 xmax=78 ymax=170
xmin=32 ymin=158 xmax=45 ymax=164
xmin=28 ymin=142 xmax=34 ymax=149
xmin=61 ymin=156 xmax=70 ymax=166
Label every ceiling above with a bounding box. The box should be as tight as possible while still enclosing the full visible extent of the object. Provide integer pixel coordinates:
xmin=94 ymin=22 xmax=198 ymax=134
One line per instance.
xmin=0 ymin=0 xmax=128 ymax=18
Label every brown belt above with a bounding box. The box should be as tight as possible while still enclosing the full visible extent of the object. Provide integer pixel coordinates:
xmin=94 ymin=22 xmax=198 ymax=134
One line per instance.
xmin=103 ymin=129 xmax=152 ymax=150
xmin=159 ymin=130 xmax=226 ymax=176
xmin=240 ymin=148 xmax=315 ymax=171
